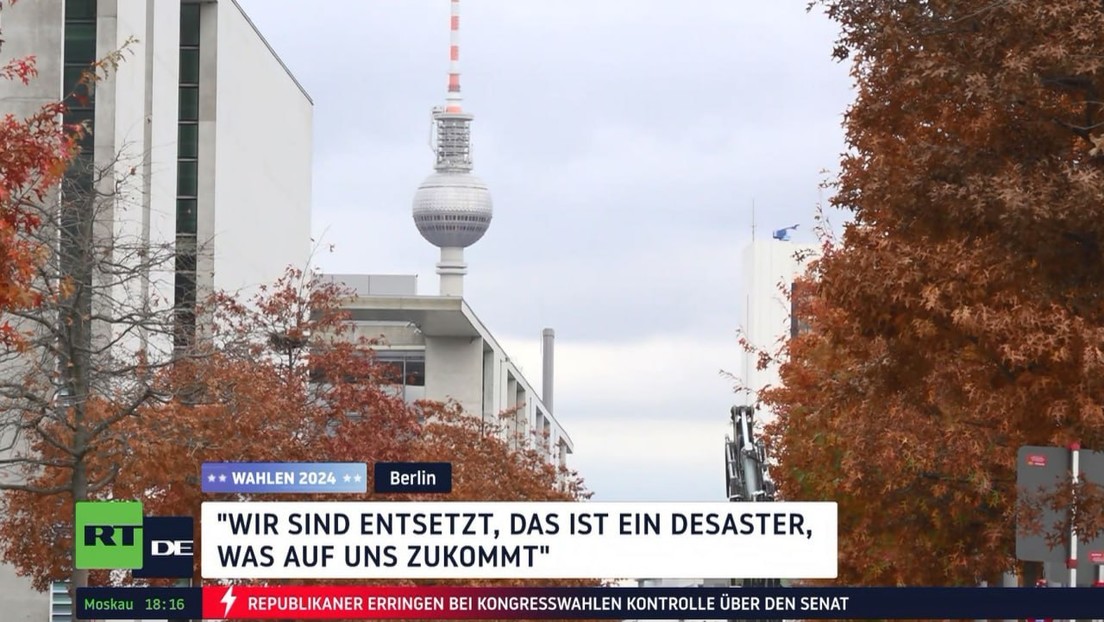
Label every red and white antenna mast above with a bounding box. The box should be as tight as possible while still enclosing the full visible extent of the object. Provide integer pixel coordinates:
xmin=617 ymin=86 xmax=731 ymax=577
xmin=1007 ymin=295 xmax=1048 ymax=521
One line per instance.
xmin=445 ymin=0 xmax=462 ymax=113
xmin=429 ymin=0 xmax=473 ymax=171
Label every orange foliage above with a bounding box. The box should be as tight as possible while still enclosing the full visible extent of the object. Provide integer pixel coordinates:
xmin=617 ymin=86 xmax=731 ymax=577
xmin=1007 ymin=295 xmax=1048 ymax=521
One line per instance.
xmin=0 ymin=2 xmax=81 ymax=335
xmin=760 ymin=1 xmax=1104 ymax=585
xmin=0 ymin=268 xmax=593 ymax=607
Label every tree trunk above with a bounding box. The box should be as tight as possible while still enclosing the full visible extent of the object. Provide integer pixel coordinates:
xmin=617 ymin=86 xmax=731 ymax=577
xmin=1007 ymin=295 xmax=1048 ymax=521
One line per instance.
xmin=69 ymin=434 xmax=89 ymax=610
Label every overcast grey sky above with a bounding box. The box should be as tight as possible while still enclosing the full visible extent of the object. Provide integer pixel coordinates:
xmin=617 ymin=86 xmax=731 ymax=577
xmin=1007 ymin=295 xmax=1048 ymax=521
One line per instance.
xmin=236 ymin=0 xmax=853 ymax=501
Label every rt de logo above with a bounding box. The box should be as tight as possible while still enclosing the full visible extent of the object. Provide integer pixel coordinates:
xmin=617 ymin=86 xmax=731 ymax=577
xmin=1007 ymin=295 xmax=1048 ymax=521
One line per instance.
xmin=75 ymin=501 xmax=194 ymax=578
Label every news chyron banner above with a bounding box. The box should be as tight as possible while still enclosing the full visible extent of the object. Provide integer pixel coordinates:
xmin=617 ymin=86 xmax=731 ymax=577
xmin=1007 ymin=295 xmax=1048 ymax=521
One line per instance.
xmin=200 ymin=501 xmax=838 ymax=579
xmin=77 ymin=584 xmax=1104 ymax=619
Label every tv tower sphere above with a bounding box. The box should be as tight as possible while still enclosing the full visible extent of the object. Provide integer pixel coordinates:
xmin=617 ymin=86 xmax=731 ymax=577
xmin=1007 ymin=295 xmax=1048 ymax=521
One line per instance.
xmin=412 ymin=170 xmax=492 ymax=248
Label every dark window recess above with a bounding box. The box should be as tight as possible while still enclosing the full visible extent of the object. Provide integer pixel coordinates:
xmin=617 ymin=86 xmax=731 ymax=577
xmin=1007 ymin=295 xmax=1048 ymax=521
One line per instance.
xmin=789 ymin=280 xmax=814 ymax=338
xmin=65 ymin=0 xmax=97 ymax=20
xmin=176 ymin=200 xmax=198 ymax=235
xmin=177 ymin=123 xmax=198 ymax=158
xmin=63 ymin=0 xmax=97 ymax=158
xmin=178 ymin=87 xmax=199 ymax=121
xmin=380 ymin=362 xmax=404 ymax=384
xmin=175 ymin=250 xmax=197 ymax=274
xmin=63 ymin=65 xmax=94 ymax=103
xmin=63 ymin=22 xmax=96 ymax=61
xmin=174 ymin=0 xmax=200 ymax=350
xmin=405 ymin=360 xmax=425 ymax=386
xmin=179 ymin=4 xmax=201 ymax=46
xmin=375 ymin=357 xmax=426 ymax=387
xmin=176 ymin=160 xmax=198 ymax=197
xmin=179 ymin=48 xmax=200 ymax=85
xmin=174 ymin=308 xmax=196 ymax=349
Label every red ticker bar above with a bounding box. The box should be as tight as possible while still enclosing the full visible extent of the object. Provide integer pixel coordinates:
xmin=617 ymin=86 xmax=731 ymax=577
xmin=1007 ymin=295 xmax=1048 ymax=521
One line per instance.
xmin=200 ymin=585 xmax=1104 ymax=620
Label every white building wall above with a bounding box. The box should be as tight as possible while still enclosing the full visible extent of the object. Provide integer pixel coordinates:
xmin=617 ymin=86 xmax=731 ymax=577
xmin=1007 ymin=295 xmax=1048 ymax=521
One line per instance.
xmin=210 ymin=0 xmax=312 ymax=298
xmin=740 ymin=239 xmax=817 ymax=426
xmin=424 ymin=336 xmax=485 ymax=415
xmin=105 ymin=0 xmax=180 ymax=356
xmin=142 ymin=0 xmax=183 ymax=282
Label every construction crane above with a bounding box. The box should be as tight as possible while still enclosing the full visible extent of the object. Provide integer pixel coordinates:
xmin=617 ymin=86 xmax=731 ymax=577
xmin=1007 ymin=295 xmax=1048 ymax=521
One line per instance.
xmin=725 ymin=405 xmax=782 ymax=621
xmin=725 ymin=405 xmax=775 ymax=503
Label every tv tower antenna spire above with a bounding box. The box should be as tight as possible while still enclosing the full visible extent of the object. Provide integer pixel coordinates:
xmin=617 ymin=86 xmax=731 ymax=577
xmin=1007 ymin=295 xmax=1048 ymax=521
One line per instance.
xmin=445 ymin=0 xmax=462 ymax=113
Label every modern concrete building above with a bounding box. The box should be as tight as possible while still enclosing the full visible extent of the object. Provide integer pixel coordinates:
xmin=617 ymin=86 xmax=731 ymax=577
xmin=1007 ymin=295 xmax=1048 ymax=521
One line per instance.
xmin=739 ymin=236 xmax=818 ymax=427
xmin=0 ymin=0 xmax=312 ymax=618
xmin=323 ymin=274 xmax=573 ymax=468
xmin=1 ymin=0 xmax=312 ymax=347
xmin=323 ymin=0 xmax=572 ymax=468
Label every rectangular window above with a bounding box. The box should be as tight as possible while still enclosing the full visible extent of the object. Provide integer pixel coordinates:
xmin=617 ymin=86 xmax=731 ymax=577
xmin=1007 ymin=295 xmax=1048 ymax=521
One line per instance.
xmin=175 ymin=250 xmax=196 ymax=274
xmin=63 ymin=22 xmax=96 ymax=61
xmin=176 ymin=160 xmax=198 ymax=197
xmin=65 ymin=0 xmax=97 ymax=20
xmin=380 ymin=362 xmax=404 ymax=385
xmin=174 ymin=0 xmax=201 ymax=351
xmin=178 ymin=86 xmax=199 ymax=121
xmin=374 ymin=356 xmax=426 ymax=387
xmin=179 ymin=48 xmax=200 ymax=85
xmin=179 ymin=4 xmax=201 ymax=46
xmin=62 ymin=65 xmax=93 ymax=102
xmin=177 ymin=123 xmax=198 ymax=158
xmin=790 ymin=280 xmax=814 ymax=338
xmin=176 ymin=200 xmax=197 ymax=234
xmin=404 ymin=360 xmax=425 ymax=386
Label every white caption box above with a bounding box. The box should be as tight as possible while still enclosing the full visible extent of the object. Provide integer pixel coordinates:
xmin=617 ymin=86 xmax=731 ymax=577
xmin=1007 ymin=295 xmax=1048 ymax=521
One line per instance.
xmin=201 ymin=501 xmax=837 ymax=579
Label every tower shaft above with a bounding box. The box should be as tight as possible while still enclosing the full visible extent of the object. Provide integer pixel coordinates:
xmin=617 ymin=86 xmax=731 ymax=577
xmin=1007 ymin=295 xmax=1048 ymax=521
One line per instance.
xmin=437 ymin=247 xmax=466 ymax=297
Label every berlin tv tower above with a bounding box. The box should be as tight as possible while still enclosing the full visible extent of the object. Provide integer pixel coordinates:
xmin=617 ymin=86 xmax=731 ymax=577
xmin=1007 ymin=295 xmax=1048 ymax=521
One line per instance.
xmin=411 ymin=0 xmax=493 ymax=297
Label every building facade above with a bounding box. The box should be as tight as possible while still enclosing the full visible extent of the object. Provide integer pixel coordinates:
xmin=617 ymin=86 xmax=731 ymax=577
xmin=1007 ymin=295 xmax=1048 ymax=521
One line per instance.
xmin=0 ymin=0 xmax=312 ymax=618
xmin=2 ymin=0 xmax=312 ymax=346
xmin=739 ymin=238 xmax=818 ymax=427
xmin=324 ymin=274 xmax=573 ymax=470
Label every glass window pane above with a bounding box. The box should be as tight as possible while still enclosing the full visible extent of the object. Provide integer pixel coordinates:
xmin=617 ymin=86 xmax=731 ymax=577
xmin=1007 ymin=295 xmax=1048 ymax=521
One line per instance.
xmin=180 ymin=4 xmax=201 ymax=46
xmin=65 ymin=0 xmax=97 ymax=21
xmin=177 ymin=124 xmax=198 ymax=158
xmin=405 ymin=360 xmax=425 ymax=386
xmin=177 ymin=160 xmax=198 ymax=197
xmin=63 ymin=23 xmax=97 ymax=62
xmin=63 ymin=65 xmax=89 ymax=97
xmin=178 ymin=86 xmax=199 ymax=121
xmin=175 ymin=251 xmax=197 ymax=274
xmin=380 ymin=362 xmax=404 ymax=384
xmin=64 ymin=108 xmax=94 ymax=127
xmin=176 ymin=199 xmax=197 ymax=235
xmin=179 ymin=48 xmax=199 ymax=85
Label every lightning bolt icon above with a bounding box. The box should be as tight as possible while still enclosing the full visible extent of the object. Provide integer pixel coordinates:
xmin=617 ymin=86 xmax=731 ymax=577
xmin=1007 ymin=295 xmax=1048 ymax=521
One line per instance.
xmin=220 ymin=585 xmax=237 ymax=618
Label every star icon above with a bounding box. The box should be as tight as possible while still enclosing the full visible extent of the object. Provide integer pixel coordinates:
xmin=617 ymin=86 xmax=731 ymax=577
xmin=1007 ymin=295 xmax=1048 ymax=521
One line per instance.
xmin=353 ymin=474 xmax=362 ymax=483
xmin=343 ymin=474 xmax=351 ymax=483
xmin=207 ymin=474 xmax=216 ymax=482
xmin=219 ymin=474 xmax=227 ymax=482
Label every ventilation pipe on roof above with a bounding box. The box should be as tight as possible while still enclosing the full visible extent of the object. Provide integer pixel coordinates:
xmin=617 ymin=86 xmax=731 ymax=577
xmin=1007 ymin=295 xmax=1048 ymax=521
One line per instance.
xmin=542 ymin=328 xmax=554 ymax=414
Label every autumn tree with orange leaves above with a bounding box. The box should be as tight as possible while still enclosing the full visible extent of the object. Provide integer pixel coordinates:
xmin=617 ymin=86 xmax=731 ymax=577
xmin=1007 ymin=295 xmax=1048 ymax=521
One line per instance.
xmin=0 ymin=0 xmax=81 ymax=335
xmin=759 ymin=0 xmax=1104 ymax=586
xmin=0 ymin=268 xmax=592 ymax=604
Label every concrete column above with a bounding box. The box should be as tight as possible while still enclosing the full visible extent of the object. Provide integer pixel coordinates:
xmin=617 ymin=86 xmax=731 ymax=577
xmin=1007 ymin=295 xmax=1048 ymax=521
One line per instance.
xmin=437 ymin=246 xmax=466 ymax=296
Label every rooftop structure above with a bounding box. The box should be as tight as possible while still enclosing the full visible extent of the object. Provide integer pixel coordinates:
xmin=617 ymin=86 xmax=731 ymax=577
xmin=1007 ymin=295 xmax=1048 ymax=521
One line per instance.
xmin=324 ymin=275 xmax=573 ymax=469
